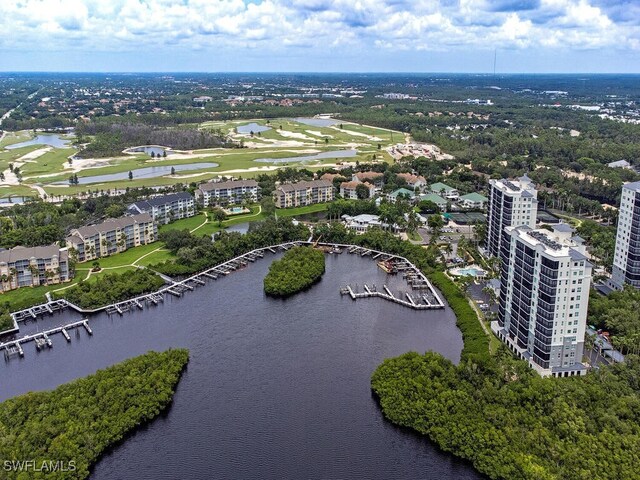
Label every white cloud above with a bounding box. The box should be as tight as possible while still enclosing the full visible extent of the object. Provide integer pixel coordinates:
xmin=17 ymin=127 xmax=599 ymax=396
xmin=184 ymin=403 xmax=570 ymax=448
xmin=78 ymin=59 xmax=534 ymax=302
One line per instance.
xmin=0 ymin=0 xmax=637 ymax=56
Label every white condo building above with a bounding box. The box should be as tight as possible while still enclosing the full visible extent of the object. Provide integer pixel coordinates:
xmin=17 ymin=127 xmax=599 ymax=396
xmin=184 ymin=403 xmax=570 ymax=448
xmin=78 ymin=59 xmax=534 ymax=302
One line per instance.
xmin=492 ymin=224 xmax=591 ymax=377
xmin=486 ymin=175 xmax=538 ymax=257
xmin=611 ymin=181 xmax=640 ymax=290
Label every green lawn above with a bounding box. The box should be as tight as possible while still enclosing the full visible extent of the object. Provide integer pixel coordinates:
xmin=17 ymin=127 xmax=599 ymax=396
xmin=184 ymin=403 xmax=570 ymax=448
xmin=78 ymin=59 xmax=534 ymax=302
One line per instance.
xmin=0 ymin=277 xmax=82 ymax=311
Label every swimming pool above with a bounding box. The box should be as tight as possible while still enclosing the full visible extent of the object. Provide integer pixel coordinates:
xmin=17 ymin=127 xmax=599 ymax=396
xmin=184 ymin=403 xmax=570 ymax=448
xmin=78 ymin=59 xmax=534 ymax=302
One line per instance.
xmin=449 ymin=265 xmax=487 ymax=277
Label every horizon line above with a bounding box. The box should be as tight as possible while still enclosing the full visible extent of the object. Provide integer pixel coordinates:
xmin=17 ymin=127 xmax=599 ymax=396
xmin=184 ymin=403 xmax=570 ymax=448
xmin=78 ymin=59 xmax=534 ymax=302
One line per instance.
xmin=1 ymin=71 xmax=640 ymax=75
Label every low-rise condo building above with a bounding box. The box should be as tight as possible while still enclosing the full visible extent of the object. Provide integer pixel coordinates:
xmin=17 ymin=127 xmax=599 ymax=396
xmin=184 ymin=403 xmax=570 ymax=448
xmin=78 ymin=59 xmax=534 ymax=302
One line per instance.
xmin=275 ymin=180 xmax=334 ymax=208
xmin=127 ymin=192 xmax=195 ymax=225
xmin=0 ymin=245 xmax=72 ymax=291
xmin=66 ymin=213 xmax=156 ymax=263
xmin=340 ymin=181 xmax=375 ymax=200
xmin=196 ymin=180 xmax=259 ymax=207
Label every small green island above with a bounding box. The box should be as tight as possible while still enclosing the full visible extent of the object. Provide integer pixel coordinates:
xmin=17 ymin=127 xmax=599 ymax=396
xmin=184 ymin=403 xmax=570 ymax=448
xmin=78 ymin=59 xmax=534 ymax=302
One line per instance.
xmin=263 ymin=246 xmax=326 ymax=297
xmin=0 ymin=349 xmax=189 ymax=480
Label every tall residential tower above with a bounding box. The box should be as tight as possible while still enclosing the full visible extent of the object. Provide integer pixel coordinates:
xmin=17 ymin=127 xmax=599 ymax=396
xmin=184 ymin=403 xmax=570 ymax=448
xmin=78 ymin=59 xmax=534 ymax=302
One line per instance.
xmin=492 ymin=224 xmax=591 ymax=377
xmin=486 ymin=175 xmax=538 ymax=257
xmin=611 ymin=181 xmax=640 ymax=290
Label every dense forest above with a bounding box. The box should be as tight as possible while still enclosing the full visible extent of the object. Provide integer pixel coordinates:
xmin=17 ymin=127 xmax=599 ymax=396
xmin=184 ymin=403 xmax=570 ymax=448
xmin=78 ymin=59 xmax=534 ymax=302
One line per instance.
xmin=77 ymin=122 xmax=232 ymax=158
xmin=372 ymin=350 xmax=640 ymax=480
xmin=0 ymin=349 xmax=189 ymax=480
xmin=60 ymin=269 xmax=165 ymax=309
xmin=589 ymin=287 xmax=640 ymax=355
xmin=263 ymin=246 xmax=325 ymax=297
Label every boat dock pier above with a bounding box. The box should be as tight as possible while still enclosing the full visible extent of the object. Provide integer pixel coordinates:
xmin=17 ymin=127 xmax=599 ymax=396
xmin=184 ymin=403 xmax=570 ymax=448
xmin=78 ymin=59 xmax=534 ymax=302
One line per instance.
xmin=2 ymin=318 xmax=92 ymax=360
xmin=11 ymin=299 xmax=70 ymax=323
xmin=340 ymin=283 xmax=443 ymax=309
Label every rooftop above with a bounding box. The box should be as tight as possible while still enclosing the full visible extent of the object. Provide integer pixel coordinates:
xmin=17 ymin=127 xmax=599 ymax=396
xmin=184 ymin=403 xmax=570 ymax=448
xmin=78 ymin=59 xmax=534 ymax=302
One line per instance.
xmin=430 ymin=182 xmax=456 ymax=192
xmin=389 ymin=188 xmax=416 ymax=198
xmin=0 ymin=245 xmax=67 ymax=264
xmin=508 ymin=225 xmax=589 ymax=260
xmin=459 ymin=192 xmax=488 ymax=202
xmin=198 ymin=179 xmax=258 ymax=192
xmin=419 ymin=193 xmax=447 ymax=204
xmin=491 ymin=177 xmax=537 ymax=195
xmin=277 ymin=179 xmax=333 ymax=192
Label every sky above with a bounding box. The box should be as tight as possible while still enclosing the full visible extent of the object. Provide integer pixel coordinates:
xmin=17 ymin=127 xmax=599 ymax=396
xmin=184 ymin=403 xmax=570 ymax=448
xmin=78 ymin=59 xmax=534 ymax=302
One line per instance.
xmin=0 ymin=0 xmax=639 ymax=73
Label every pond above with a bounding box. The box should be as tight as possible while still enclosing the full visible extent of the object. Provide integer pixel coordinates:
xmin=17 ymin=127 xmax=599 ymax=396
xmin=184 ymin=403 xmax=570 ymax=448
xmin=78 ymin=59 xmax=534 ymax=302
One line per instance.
xmin=255 ymin=149 xmax=357 ymax=164
xmin=55 ymin=163 xmax=219 ymax=185
xmin=0 ymin=196 xmax=30 ymax=205
xmin=124 ymin=146 xmax=176 ymax=156
xmin=0 ymin=253 xmax=480 ymax=480
xmin=236 ymin=122 xmax=271 ymax=134
xmin=5 ymin=134 xmax=71 ymax=150
xmin=295 ymin=117 xmax=340 ymax=127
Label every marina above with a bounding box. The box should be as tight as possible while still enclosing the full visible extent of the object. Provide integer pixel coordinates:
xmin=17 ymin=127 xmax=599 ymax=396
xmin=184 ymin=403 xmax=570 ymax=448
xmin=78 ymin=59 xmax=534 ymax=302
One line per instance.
xmin=0 ymin=250 xmax=474 ymax=480
xmin=2 ymin=241 xmax=445 ymax=359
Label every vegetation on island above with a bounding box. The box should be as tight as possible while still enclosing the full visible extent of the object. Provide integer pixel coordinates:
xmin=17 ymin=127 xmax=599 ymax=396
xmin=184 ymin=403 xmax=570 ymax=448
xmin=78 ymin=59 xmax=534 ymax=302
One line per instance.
xmin=372 ymin=350 xmax=640 ymax=480
xmin=153 ymin=218 xmax=310 ymax=276
xmin=0 ymin=349 xmax=189 ymax=480
xmin=59 ymin=268 xmax=165 ymax=309
xmin=263 ymin=246 xmax=325 ymax=297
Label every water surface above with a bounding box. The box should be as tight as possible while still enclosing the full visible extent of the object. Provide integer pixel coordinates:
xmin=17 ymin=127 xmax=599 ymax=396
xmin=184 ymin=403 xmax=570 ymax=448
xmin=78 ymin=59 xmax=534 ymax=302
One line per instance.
xmin=6 ymin=134 xmax=71 ymax=149
xmin=1 ymin=254 xmax=480 ymax=480
xmin=295 ymin=117 xmax=340 ymax=127
xmin=56 ymin=163 xmax=218 ymax=185
xmin=237 ymin=123 xmax=271 ymax=134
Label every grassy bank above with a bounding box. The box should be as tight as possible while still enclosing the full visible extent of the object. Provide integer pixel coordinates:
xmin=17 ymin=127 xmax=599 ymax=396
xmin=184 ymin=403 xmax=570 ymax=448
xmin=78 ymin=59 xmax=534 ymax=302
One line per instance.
xmin=427 ymin=271 xmax=490 ymax=363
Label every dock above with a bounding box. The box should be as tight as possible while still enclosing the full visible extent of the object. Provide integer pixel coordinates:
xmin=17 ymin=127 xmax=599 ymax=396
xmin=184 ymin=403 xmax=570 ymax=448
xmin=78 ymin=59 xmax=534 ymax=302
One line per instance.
xmin=340 ymin=283 xmax=443 ymax=310
xmin=2 ymin=318 xmax=92 ymax=359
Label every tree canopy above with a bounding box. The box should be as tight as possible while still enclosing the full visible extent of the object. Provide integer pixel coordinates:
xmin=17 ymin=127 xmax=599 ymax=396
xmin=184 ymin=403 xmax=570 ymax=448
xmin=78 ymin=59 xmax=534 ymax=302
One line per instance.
xmin=0 ymin=349 xmax=189 ymax=480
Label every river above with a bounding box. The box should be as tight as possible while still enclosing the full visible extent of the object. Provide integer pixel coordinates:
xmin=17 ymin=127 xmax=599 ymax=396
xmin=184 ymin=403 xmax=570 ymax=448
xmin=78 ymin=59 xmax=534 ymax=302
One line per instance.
xmin=0 ymin=253 xmax=481 ymax=480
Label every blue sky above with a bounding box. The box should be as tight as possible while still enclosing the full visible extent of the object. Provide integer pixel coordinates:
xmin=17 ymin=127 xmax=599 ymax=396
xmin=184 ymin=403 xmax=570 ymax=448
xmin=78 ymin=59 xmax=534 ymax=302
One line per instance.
xmin=0 ymin=0 xmax=638 ymax=73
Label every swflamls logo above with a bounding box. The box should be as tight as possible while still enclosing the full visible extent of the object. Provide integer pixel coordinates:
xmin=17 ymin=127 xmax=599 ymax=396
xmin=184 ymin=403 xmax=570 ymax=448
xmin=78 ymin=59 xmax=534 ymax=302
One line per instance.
xmin=3 ymin=460 xmax=77 ymax=472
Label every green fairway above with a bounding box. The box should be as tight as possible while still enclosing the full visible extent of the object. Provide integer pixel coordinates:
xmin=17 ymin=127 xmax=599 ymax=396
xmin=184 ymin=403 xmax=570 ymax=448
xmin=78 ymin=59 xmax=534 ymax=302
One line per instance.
xmin=25 ymin=118 xmax=398 ymax=195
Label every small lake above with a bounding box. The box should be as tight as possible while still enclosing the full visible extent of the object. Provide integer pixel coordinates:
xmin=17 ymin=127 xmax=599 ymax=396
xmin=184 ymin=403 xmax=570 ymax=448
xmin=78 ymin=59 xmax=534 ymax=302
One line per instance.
xmin=295 ymin=117 xmax=340 ymax=127
xmin=0 ymin=196 xmax=30 ymax=205
xmin=255 ymin=149 xmax=357 ymax=164
xmin=125 ymin=146 xmax=175 ymax=157
xmin=0 ymin=254 xmax=480 ymax=480
xmin=56 ymin=163 xmax=218 ymax=185
xmin=236 ymin=123 xmax=271 ymax=134
xmin=6 ymin=134 xmax=71 ymax=150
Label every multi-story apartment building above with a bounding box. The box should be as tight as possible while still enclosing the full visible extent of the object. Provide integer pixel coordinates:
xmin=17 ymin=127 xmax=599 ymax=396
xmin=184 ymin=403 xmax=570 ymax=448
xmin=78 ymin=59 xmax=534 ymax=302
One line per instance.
xmin=492 ymin=224 xmax=591 ymax=377
xmin=127 ymin=192 xmax=195 ymax=225
xmin=486 ymin=175 xmax=538 ymax=257
xmin=66 ymin=213 xmax=156 ymax=263
xmin=353 ymin=171 xmax=384 ymax=188
xmin=611 ymin=181 xmax=640 ymax=290
xmin=0 ymin=245 xmax=72 ymax=292
xmin=195 ymin=180 xmax=259 ymax=207
xmin=340 ymin=180 xmax=375 ymax=200
xmin=274 ymin=180 xmax=334 ymax=208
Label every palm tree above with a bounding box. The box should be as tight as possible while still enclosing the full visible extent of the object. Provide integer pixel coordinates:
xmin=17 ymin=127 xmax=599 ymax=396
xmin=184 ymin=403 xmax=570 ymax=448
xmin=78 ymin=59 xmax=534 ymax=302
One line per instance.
xmin=29 ymin=264 xmax=40 ymax=286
